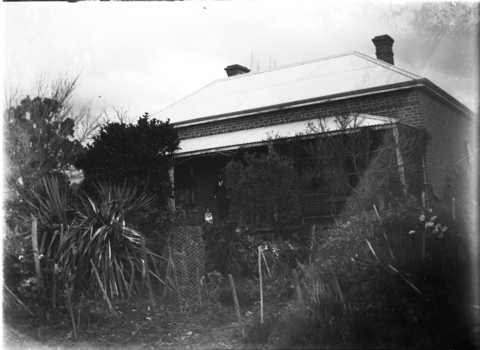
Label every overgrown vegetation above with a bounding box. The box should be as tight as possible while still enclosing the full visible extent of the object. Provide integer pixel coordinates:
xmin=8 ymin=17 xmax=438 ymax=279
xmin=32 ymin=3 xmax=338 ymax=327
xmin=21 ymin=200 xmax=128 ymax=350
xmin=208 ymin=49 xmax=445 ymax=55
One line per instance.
xmin=3 ymin=78 xmax=180 ymax=333
xmin=4 ymin=88 xmax=477 ymax=349
xmin=4 ymin=75 xmax=92 ymax=231
xmin=243 ymin=193 xmax=478 ymax=349
xmin=5 ymin=176 xmax=160 ymax=303
xmin=225 ymin=151 xmax=302 ymax=239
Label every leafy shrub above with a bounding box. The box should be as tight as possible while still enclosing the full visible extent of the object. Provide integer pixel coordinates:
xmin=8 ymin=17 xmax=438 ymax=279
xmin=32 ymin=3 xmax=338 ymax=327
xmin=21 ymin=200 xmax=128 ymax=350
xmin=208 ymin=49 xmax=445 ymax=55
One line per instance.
xmin=203 ymin=219 xmax=247 ymax=276
xmin=225 ymin=151 xmax=302 ymax=239
xmin=75 ymin=113 xmax=179 ymax=208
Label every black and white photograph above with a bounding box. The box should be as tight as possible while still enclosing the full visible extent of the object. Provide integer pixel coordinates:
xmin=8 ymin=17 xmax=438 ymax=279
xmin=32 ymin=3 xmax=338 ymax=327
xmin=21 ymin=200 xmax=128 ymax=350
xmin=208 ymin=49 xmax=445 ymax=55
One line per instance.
xmin=2 ymin=1 xmax=479 ymax=349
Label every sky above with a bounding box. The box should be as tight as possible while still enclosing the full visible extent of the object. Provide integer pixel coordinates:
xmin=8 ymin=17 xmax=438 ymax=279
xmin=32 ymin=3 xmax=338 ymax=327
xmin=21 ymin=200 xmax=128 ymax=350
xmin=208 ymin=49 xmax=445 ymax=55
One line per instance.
xmin=2 ymin=1 xmax=479 ymax=123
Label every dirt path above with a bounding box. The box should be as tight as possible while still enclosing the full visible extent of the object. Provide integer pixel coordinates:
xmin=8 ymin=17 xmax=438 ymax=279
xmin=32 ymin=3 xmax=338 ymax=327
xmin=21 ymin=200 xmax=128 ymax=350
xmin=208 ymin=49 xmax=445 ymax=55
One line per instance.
xmin=3 ymin=298 xmax=274 ymax=350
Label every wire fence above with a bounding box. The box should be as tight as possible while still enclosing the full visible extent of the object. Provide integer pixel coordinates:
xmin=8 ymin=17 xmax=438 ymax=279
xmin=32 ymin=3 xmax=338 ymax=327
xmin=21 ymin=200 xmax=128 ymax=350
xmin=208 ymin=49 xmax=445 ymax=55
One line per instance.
xmin=167 ymin=226 xmax=205 ymax=309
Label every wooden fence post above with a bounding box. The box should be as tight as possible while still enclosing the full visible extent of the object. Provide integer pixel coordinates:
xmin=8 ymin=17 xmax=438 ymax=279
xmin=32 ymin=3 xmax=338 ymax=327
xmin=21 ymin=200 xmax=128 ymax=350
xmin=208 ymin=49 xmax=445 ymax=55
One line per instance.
xmin=373 ymin=205 xmax=395 ymax=261
xmin=258 ymin=246 xmax=263 ymax=324
xmin=291 ymin=269 xmax=305 ymax=316
xmin=228 ymin=274 xmax=245 ymax=340
xmin=141 ymin=236 xmax=161 ymax=333
xmin=31 ymin=216 xmax=41 ymax=282
xmin=161 ymin=257 xmax=172 ymax=301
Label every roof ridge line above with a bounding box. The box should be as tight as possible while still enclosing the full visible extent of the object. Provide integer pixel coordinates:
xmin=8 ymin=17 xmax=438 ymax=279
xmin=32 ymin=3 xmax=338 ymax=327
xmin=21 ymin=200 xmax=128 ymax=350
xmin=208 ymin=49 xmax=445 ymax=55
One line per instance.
xmin=153 ymin=52 xmax=357 ymax=116
xmin=352 ymin=52 xmax=423 ymax=80
xmin=213 ymin=51 xmax=357 ymax=83
xmin=151 ymin=80 xmax=218 ymax=117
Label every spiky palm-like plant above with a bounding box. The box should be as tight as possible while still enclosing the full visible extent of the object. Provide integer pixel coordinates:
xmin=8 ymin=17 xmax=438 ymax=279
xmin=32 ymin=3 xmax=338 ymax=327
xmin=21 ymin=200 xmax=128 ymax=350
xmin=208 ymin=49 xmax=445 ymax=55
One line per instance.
xmin=67 ymin=182 xmax=158 ymax=298
xmin=28 ymin=176 xmax=159 ymax=299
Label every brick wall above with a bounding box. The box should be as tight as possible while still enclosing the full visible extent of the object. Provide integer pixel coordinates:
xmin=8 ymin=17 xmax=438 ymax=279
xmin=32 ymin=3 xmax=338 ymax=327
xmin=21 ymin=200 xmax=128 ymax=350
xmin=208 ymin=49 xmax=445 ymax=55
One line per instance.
xmin=175 ymin=87 xmax=473 ymax=212
xmin=417 ymin=89 xmax=473 ymax=193
xmin=176 ymin=89 xmax=425 ymax=140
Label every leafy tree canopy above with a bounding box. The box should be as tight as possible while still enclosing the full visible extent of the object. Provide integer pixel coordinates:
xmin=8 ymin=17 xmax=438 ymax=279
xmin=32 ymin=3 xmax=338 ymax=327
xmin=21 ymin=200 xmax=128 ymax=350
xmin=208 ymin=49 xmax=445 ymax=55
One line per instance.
xmin=4 ymin=93 xmax=85 ymax=229
xmin=75 ymin=113 xmax=180 ymax=206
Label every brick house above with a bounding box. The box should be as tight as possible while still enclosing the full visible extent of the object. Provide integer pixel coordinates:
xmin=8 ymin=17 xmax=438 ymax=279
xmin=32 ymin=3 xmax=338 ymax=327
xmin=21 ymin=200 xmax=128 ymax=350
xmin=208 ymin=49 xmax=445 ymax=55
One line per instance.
xmin=157 ymin=35 xmax=474 ymax=222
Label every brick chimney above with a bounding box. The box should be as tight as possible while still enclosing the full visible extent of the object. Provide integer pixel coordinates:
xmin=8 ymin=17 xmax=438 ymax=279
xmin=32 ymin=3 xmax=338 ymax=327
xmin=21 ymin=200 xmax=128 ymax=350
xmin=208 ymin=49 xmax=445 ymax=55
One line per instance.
xmin=372 ymin=35 xmax=395 ymax=65
xmin=224 ymin=64 xmax=251 ymax=77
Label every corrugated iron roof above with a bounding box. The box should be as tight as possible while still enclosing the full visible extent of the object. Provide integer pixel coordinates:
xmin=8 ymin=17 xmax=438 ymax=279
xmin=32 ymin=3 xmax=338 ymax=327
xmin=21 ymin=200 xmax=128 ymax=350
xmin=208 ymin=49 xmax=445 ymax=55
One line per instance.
xmin=158 ymin=52 xmax=423 ymax=125
xmin=176 ymin=114 xmax=397 ymax=156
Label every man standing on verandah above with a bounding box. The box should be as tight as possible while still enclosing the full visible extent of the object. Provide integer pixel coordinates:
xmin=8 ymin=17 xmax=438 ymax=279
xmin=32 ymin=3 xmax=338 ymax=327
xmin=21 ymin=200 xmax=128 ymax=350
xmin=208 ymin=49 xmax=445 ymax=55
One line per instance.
xmin=213 ymin=175 xmax=229 ymax=220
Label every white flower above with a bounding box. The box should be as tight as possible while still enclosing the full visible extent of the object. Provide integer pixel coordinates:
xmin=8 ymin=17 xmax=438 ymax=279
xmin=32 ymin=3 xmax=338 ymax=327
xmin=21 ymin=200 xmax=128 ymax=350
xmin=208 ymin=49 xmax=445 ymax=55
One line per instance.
xmin=419 ymin=214 xmax=426 ymax=222
xmin=442 ymin=226 xmax=448 ymax=232
xmin=408 ymin=230 xmax=416 ymax=235
xmin=431 ymin=216 xmax=437 ymax=222
xmin=425 ymin=221 xmax=434 ymax=228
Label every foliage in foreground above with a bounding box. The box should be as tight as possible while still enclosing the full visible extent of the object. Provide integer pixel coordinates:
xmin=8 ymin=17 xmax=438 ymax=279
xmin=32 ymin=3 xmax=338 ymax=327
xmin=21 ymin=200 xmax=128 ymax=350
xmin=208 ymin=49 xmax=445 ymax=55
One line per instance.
xmin=203 ymin=218 xmax=309 ymax=278
xmin=246 ymin=201 xmax=478 ymax=349
xmin=5 ymin=176 xmax=160 ymax=308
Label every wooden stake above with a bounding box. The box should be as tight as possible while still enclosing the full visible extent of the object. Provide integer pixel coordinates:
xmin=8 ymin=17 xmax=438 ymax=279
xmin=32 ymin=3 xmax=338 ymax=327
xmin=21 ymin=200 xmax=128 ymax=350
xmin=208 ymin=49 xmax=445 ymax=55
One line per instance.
xmin=373 ymin=205 xmax=395 ymax=261
xmin=4 ymin=284 xmax=34 ymax=316
xmin=387 ymin=265 xmax=423 ymax=296
xmin=90 ymin=259 xmax=119 ymax=318
xmin=31 ymin=216 xmax=41 ymax=282
xmin=141 ymin=236 xmax=161 ymax=332
xmin=261 ymin=250 xmax=271 ymax=278
xmin=365 ymin=239 xmax=381 ymax=263
xmin=161 ymin=257 xmax=172 ymax=301
xmin=152 ymin=257 xmax=161 ymax=288
xmin=258 ymin=246 xmax=263 ymax=324
xmin=77 ymin=292 xmax=84 ymax=331
xmin=65 ymin=286 xmax=77 ymax=340
xmin=52 ymin=263 xmax=58 ymax=309
xmin=291 ymin=269 xmax=305 ymax=316
xmin=365 ymin=241 xmax=424 ymax=297
xmin=228 ymin=274 xmax=245 ymax=340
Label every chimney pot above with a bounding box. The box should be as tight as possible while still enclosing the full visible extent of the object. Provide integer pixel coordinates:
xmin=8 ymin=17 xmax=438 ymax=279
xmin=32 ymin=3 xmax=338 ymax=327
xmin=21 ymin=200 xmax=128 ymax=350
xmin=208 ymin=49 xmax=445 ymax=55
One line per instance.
xmin=372 ymin=35 xmax=395 ymax=65
xmin=224 ymin=64 xmax=251 ymax=77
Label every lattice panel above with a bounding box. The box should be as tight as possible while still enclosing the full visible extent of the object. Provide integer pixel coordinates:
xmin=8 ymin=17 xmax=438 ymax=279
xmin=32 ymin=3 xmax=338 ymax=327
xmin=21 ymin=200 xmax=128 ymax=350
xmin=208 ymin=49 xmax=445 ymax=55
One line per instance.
xmin=168 ymin=226 xmax=205 ymax=307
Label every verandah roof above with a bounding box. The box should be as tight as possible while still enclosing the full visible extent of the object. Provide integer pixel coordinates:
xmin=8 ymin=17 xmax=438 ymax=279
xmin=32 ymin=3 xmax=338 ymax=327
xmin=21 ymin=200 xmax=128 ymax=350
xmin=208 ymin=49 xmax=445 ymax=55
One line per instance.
xmin=175 ymin=114 xmax=397 ymax=157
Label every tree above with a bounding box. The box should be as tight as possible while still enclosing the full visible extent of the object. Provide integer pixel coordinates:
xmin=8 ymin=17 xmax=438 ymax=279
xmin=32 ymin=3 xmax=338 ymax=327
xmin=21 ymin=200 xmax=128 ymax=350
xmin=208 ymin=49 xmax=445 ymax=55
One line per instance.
xmin=298 ymin=112 xmax=428 ymax=215
xmin=4 ymin=75 xmax=90 ymax=229
xmin=225 ymin=151 xmax=302 ymax=238
xmin=74 ymin=113 xmax=180 ymax=206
